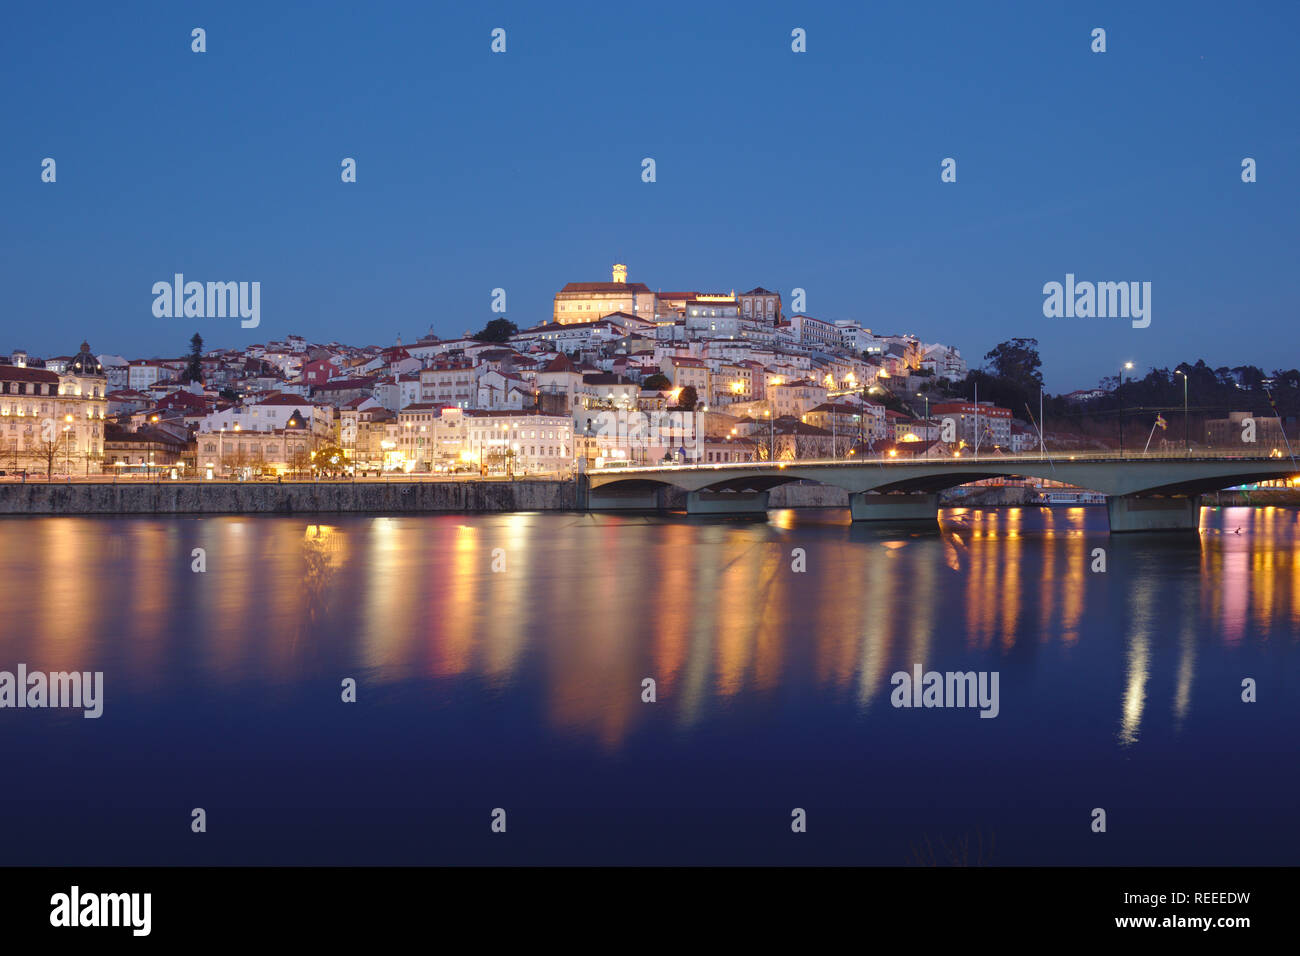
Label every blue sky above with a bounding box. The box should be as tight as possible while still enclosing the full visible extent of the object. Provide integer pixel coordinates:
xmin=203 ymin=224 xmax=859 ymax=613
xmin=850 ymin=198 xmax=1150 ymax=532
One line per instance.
xmin=3 ymin=0 xmax=1296 ymax=390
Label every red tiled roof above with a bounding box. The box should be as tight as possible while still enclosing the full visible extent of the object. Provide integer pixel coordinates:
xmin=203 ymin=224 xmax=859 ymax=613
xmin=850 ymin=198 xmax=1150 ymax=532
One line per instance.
xmin=0 ymin=366 xmax=58 ymax=383
xmin=559 ymin=282 xmax=652 ymax=294
xmin=257 ymin=394 xmax=324 ymax=406
xmin=464 ymin=409 xmax=563 ymax=419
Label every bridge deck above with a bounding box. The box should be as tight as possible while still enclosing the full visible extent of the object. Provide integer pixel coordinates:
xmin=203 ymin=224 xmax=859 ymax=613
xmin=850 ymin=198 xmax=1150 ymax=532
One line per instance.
xmin=586 ymin=454 xmax=1298 ymax=530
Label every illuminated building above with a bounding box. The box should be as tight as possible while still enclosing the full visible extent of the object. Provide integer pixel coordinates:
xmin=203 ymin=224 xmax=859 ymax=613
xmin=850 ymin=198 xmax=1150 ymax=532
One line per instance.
xmin=0 ymin=341 xmax=107 ymax=476
xmin=553 ymin=263 xmax=657 ymax=325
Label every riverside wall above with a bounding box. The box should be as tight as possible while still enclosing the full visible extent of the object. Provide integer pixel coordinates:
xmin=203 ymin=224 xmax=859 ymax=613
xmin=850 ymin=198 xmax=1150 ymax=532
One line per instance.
xmin=0 ymin=480 xmax=580 ymax=516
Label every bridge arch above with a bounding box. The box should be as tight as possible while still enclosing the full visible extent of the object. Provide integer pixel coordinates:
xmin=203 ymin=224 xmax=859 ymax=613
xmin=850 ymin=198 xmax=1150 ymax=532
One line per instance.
xmin=585 ymin=456 xmax=1299 ymax=530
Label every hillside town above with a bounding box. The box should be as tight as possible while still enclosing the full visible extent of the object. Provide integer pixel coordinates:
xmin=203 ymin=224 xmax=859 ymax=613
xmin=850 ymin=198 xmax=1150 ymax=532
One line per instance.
xmin=0 ymin=262 xmax=1280 ymax=480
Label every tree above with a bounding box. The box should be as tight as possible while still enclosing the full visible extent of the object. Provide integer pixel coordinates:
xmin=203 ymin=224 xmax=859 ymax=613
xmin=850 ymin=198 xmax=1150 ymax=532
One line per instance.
xmin=790 ymin=425 xmax=834 ymax=459
xmin=983 ymin=338 xmax=1043 ymax=391
xmin=186 ymin=333 xmax=204 ymax=384
xmin=1273 ymin=369 xmax=1300 ymax=391
xmin=674 ymin=385 xmax=698 ymax=411
xmin=314 ymin=444 xmax=346 ymax=477
xmin=39 ymin=433 xmax=66 ymax=480
xmin=221 ymin=445 xmax=251 ymax=476
xmin=1230 ymin=365 xmax=1265 ymax=391
xmin=288 ymin=445 xmax=312 ymax=478
xmin=472 ymin=318 xmax=518 ymax=343
xmin=643 ymin=373 xmax=671 ymax=391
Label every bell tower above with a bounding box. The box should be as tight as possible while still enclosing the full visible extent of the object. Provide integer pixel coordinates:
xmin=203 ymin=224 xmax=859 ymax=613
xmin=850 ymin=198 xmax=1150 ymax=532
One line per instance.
xmin=612 ymin=262 xmax=628 ymax=284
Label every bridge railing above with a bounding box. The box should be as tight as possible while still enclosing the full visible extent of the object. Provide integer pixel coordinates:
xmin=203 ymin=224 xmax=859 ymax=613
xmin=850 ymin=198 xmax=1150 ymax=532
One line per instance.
xmin=589 ymin=449 xmax=1300 ymax=474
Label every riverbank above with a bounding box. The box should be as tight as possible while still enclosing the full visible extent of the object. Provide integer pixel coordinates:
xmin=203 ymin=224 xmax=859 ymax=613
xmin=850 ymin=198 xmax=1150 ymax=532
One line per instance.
xmin=0 ymin=479 xmax=578 ymax=515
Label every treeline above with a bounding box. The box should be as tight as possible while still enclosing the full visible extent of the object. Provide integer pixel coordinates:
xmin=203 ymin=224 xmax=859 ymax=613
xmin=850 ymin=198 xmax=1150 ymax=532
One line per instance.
xmin=938 ymin=340 xmax=1299 ymax=433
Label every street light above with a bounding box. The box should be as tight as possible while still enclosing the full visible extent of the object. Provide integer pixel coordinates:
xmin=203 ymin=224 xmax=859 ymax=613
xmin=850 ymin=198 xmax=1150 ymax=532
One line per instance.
xmin=1174 ymin=369 xmax=1189 ymax=455
xmin=1118 ymin=361 xmax=1134 ymax=456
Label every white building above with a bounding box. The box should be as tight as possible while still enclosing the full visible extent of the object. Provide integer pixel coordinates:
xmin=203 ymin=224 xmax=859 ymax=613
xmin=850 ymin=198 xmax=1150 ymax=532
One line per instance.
xmin=921 ymin=343 xmax=967 ymax=381
xmin=573 ymin=406 xmax=700 ymax=466
xmin=684 ymin=295 xmax=740 ymax=339
xmin=837 ymin=322 xmax=889 ymax=356
xmin=787 ymin=315 xmax=842 ymax=350
xmin=127 ymin=361 xmax=167 ymax=391
xmin=97 ymin=354 xmax=130 ymax=390
xmin=512 ymin=318 xmax=628 ymax=352
xmin=199 ymin=395 xmax=333 ymax=439
xmin=419 ymin=361 xmax=477 ymax=408
xmin=463 ymin=410 xmax=573 ymax=476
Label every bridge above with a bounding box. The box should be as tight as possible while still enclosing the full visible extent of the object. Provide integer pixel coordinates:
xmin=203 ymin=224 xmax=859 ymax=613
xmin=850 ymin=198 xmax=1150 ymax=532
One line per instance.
xmin=583 ymin=453 xmax=1299 ymax=532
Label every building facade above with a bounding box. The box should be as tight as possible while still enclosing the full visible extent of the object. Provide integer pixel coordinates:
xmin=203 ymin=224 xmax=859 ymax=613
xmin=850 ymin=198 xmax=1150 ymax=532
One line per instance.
xmin=553 ymin=264 xmax=657 ymax=325
xmin=0 ymin=342 xmax=107 ymax=476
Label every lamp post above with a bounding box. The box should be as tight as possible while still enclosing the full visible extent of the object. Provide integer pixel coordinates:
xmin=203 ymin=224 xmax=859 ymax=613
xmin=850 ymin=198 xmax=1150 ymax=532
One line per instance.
xmin=1174 ymin=368 xmax=1189 ymax=455
xmin=857 ymin=384 xmax=867 ymax=455
xmin=61 ymin=414 xmax=73 ymax=480
xmin=1118 ymin=361 xmax=1133 ymax=456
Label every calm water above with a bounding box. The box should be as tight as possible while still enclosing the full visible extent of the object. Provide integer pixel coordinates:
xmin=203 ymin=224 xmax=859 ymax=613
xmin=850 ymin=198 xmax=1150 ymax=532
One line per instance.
xmin=1 ymin=506 xmax=1297 ymax=865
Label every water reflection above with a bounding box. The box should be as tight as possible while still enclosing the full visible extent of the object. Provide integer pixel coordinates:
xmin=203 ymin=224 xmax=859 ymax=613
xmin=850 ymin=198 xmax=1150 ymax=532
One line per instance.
xmin=0 ymin=506 xmax=1297 ymax=754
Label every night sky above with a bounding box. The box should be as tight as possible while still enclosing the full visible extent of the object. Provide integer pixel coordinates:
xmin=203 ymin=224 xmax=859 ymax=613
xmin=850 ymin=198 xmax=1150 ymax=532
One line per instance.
xmin=4 ymin=0 xmax=1296 ymax=390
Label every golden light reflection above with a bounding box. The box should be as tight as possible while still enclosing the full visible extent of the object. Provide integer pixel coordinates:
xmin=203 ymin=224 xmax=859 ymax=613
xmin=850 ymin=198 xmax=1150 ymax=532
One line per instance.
xmin=1173 ymin=580 xmax=1198 ymax=729
xmin=481 ymin=515 xmax=532 ymax=680
xmin=1000 ymin=509 xmax=1023 ymax=650
xmin=5 ymin=504 xmax=1298 ymax=758
xmin=361 ymin=517 xmax=422 ymax=678
xmin=1119 ymin=570 xmax=1156 ymax=747
xmin=854 ymin=539 xmax=896 ymax=708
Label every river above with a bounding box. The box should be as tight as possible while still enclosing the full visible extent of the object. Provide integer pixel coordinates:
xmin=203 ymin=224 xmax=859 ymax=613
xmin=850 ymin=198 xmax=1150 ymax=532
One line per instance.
xmin=1 ymin=505 xmax=1296 ymax=864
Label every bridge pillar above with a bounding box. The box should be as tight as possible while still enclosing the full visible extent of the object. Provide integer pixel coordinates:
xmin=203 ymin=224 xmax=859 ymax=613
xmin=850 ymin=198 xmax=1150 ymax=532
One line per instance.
xmin=850 ymin=492 xmax=939 ymax=524
xmin=587 ymin=484 xmax=665 ymax=512
xmin=685 ymin=489 xmax=770 ymax=517
xmin=1106 ymin=494 xmax=1201 ymax=533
